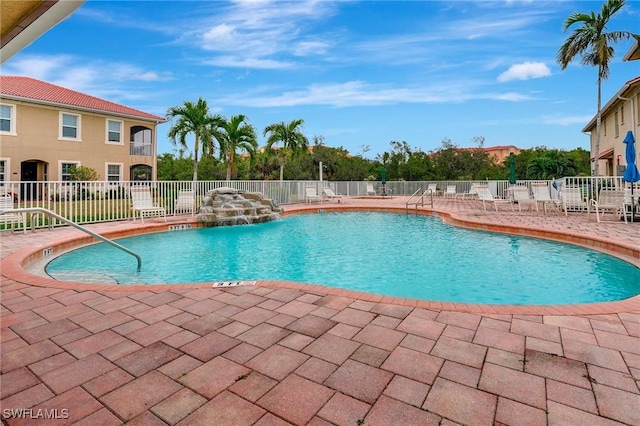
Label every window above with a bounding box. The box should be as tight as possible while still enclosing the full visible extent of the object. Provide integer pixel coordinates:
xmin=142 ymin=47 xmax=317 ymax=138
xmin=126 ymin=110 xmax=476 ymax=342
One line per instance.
xmin=603 ymin=118 xmax=607 ymax=136
xmin=0 ymin=159 xmax=7 ymax=186
xmin=107 ymin=119 xmax=123 ymax=144
xmin=0 ymin=104 xmax=16 ymax=135
xmin=614 ymin=111 xmax=619 ymax=137
xmin=60 ymin=112 xmax=81 ymax=140
xmin=60 ymin=161 xmax=80 ymax=181
xmin=106 ymin=163 xmax=122 ymax=183
xmin=620 ymin=105 xmax=624 ymax=124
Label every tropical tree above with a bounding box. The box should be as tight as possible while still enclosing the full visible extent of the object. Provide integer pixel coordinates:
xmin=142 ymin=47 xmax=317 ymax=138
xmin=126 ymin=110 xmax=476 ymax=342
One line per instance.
xmin=166 ymin=98 xmax=222 ymax=183
xmin=214 ymin=114 xmax=258 ymax=181
xmin=557 ymin=0 xmax=635 ymax=176
xmin=263 ymin=119 xmax=309 ymax=181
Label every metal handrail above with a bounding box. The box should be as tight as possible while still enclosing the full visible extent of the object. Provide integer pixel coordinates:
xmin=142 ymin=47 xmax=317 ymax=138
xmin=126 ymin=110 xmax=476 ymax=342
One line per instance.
xmin=405 ymin=188 xmax=434 ymax=214
xmin=0 ymin=207 xmax=141 ymax=270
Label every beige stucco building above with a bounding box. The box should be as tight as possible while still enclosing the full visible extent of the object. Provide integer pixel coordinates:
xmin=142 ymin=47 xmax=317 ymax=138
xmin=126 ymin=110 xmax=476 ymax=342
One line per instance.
xmin=582 ymin=39 xmax=640 ymax=177
xmin=0 ymin=76 xmax=166 ymax=198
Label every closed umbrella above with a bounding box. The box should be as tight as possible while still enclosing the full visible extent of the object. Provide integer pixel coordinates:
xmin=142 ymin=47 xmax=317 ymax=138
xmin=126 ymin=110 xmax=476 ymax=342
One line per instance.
xmin=623 ymin=131 xmax=639 ymax=222
xmin=508 ymin=154 xmax=516 ymax=185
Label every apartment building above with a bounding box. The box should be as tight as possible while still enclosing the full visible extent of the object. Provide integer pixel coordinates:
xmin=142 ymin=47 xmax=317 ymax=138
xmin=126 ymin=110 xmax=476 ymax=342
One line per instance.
xmin=0 ymin=76 xmax=166 ymax=199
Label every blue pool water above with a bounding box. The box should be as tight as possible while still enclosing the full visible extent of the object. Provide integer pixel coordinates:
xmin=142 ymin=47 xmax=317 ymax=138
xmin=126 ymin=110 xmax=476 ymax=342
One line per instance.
xmin=46 ymin=212 xmax=640 ymax=305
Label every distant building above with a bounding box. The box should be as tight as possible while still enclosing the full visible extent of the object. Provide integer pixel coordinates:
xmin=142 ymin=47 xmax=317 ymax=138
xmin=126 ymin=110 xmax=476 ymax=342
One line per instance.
xmin=0 ymin=76 xmax=166 ymax=198
xmin=458 ymin=145 xmax=521 ymax=164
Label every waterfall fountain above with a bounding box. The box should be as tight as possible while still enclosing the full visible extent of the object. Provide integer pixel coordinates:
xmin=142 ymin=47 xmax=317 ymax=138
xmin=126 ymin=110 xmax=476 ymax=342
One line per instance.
xmin=197 ymin=187 xmax=282 ymax=227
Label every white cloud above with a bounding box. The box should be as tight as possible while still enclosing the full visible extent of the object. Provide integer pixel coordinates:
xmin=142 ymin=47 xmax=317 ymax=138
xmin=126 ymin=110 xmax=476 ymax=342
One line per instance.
xmin=215 ymin=80 xmax=533 ymax=108
xmin=540 ymin=115 xmax=593 ymax=126
xmin=497 ymin=62 xmax=551 ymax=82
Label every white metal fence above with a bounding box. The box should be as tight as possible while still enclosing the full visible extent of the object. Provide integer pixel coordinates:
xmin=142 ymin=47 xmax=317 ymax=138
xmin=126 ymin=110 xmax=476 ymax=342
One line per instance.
xmin=1 ymin=177 xmax=637 ymax=231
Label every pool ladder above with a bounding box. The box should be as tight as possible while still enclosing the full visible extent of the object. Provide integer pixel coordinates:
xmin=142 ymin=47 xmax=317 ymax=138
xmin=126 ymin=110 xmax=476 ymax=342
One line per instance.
xmin=0 ymin=207 xmax=142 ymax=270
xmin=405 ymin=188 xmax=434 ymax=214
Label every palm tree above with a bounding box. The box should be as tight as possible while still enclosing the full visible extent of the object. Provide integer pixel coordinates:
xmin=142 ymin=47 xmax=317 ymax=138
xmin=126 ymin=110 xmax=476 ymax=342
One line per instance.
xmin=557 ymin=0 xmax=634 ymax=176
xmin=214 ymin=115 xmax=258 ymax=181
xmin=166 ymin=98 xmax=222 ymax=183
xmin=263 ymin=119 xmax=309 ymax=181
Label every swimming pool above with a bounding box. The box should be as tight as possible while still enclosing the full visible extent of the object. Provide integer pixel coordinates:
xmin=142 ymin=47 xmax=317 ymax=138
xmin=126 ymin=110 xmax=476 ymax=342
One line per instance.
xmin=45 ymin=212 xmax=640 ymax=305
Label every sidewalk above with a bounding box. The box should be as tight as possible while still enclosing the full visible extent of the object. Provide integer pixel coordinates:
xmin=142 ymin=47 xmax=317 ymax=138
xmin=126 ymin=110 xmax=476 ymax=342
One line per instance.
xmin=1 ymin=197 xmax=639 ymax=425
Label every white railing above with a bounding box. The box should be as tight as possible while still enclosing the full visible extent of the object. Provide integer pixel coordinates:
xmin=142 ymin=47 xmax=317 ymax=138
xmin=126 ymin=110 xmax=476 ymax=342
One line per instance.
xmin=1 ymin=177 xmax=636 ymax=231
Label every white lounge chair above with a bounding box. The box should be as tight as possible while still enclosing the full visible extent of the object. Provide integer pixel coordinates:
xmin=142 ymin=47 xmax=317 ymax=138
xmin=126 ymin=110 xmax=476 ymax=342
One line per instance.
xmin=366 ymin=183 xmax=376 ymax=196
xmin=130 ymin=186 xmax=167 ymax=223
xmin=462 ymin=183 xmax=479 ymax=199
xmin=591 ymin=188 xmax=627 ymax=223
xmin=322 ymin=187 xmax=344 ymax=203
xmin=427 ymin=183 xmax=441 ymax=196
xmin=174 ymin=189 xmax=195 ymax=215
xmin=0 ymin=194 xmax=26 ymax=233
xmin=305 ymin=186 xmax=321 ymax=203
xmin=561 ymin=186 xmax=587 ymax=215
xmin=531 ymin=182 xmax=560 ymax=214
xmin=511 ymin=185 xmax=537 ymax=211
xmin=475 ymin=184 xmax=514 ymax=212
xmin=443 ymin=185 xmax=458 ymax=198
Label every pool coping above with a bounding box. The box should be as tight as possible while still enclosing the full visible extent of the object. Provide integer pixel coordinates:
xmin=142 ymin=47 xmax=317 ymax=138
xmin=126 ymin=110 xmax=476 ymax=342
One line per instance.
xmin=2 ymin=204 xmax=639 ymax=316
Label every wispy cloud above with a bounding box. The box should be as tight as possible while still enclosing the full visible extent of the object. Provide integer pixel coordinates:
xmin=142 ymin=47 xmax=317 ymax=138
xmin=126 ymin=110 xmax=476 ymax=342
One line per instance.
xmin=2 ymin=55 xmax=172 ymax=101
xmin=215 ymin=80 xmax=534 ymax=108
xmin=540 ymin=115 xmax=593 ymax=126
xmin=497 ymin=62 xmax=552 ymax=82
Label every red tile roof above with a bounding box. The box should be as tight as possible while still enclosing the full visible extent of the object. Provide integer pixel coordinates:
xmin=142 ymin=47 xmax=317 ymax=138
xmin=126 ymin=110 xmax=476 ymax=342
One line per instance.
xmin=0 ymin=76 xmax=165 ymax=122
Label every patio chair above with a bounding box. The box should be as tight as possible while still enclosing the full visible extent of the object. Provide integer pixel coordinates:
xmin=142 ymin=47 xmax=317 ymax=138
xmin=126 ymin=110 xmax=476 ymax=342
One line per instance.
xmin=130 ymin=186 xmax=167 ymax=223
xmin=174 ymin=189 xmax=195 ymax=215
xmin=531 ymin=182 xmax=560 ymax=214
xmin=305 ymin=186 xmax=322 ymax=203
xmin=474 ymin=184 xmax=514 ymax=212
xmin=322 ymin=187 xmax=344 ymax=203
xmin=443 ymin=184 xmax=458 ymax=198
xmin=427 ymin=183 xmax=441 ymax=196
xmin=511 ymin=185 xmax=537 ymax=212
xmin=0 ymin=194 xmax=26 ymax=233
xmin=561 ymin=186 xmax=588 ymax=216
xmin=591 ymin=188 xmax=627 ymax=223
xmin=462 ymin=183 xmax=479 ymax=199
xmin=366 ymin=183 xmax=377 ymax=196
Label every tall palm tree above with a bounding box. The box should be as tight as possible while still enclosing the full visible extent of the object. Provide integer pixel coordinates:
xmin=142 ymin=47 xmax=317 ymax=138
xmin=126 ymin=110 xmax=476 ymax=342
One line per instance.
xmin=557 ymin=0 xmax=634 ymax=176
xmin=166 ymin=98 xmax=222 ymax=183
xmin=215 ymin=114 xmax=258 ymax=181
xmin=263 ymin=119 xmax=309 ymax=181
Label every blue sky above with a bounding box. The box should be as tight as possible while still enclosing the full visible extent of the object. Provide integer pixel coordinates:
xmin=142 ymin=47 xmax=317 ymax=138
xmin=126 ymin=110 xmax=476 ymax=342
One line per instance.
xmin=3 ymin=0 xmax=639 ymax=158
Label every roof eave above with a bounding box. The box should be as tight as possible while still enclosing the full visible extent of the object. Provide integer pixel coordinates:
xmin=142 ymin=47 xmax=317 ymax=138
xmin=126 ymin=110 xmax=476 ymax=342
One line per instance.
xmin=0 ymin=93 xmax=167 ymax=124
xmin=581 ymin=77 xmax=640 ymax=132
xmin=622 ymin=35 xmax=640 ymax=62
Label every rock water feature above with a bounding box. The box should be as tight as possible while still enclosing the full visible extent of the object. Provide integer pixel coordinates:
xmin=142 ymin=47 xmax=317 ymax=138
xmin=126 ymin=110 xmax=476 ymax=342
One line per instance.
xmin=197 ymin=187 xmax=282 ymax=227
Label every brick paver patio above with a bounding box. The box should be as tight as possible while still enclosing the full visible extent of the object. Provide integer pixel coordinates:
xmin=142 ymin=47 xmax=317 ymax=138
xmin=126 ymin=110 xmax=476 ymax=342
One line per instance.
xmin=1 ymin=197 xmax=639 ymax=425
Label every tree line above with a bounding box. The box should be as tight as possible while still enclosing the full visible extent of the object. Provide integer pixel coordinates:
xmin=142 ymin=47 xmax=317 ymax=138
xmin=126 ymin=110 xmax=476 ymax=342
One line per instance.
xmin=157 ymin=135 xmax=591 ymax=182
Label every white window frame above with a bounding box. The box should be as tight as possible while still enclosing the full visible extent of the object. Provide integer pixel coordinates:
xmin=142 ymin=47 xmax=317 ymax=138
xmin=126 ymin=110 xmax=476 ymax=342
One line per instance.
xmin=59 ymin=112 xmax=81 ymax=141
xmin=105 ymin=163 xmax=123 ymax=184
xmin=620 ymin=105 xmax=624 ymax=124
xmin=614 ymin=111 xmax=619 ymax=137
xmin=59 ymin=161 xmax=80 ymax=182
xmin=0 ymin=103 xmax=17 ymax=136
xmin=106 ymin=119 xmax=123 ymax=144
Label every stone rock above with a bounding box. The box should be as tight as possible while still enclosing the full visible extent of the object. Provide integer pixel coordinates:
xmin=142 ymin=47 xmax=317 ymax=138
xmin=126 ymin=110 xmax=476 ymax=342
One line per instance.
xmin=196 ymin=188 xmax=282 ymax=227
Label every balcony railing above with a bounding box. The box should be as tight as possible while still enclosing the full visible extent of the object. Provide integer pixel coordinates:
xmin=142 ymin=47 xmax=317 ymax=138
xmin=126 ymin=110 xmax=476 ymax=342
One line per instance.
xmin=130 ymin=144 xmax=153 ymax=156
